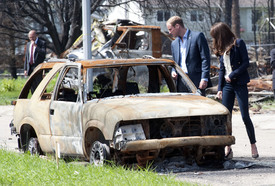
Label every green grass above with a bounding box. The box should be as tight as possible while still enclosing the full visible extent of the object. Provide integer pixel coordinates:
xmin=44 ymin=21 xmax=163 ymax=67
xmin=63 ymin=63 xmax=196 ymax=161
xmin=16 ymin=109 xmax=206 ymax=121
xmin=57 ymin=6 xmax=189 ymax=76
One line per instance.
xmin=250 ymin=98 xmax=275 ymax=111
xmin=0 ymin=149 xmax=191 ymax=186
xmin=261 ymin=101 xmax=275 ymax=110
xmin=0 ymin=77 xmax=27 ymax=105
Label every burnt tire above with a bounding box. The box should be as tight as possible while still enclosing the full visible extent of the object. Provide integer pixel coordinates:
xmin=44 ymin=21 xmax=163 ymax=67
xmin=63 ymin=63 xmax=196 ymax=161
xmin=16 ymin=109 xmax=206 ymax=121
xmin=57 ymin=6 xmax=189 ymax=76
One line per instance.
xmin=90 ymin=141 xmax=110 ymax=166
xmin=27 ymin=137 xmax=42 ymax=155
xmin=196 ymin=146 xmax=225 ymax=166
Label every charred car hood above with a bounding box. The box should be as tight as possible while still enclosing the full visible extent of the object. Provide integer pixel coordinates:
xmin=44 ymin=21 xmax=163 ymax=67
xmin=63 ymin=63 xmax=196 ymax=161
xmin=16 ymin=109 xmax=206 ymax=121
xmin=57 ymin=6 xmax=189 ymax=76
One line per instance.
xmin=83 ymin=93 xmax=229 ymax=124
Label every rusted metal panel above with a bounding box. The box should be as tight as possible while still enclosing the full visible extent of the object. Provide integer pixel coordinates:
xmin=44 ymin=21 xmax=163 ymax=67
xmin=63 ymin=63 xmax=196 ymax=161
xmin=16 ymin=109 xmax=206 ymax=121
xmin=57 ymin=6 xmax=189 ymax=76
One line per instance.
xmin=121 ymin=136 xmax=235 ymax=152
xmin=111 ymin=29 xmax=129 ymax=50
xmin=60 ymin=19 xmax=174 ymax=60
xmin=117 ymin=25 xmax=161 ymax=30
xmin=151 ymin=29 xmax=162 ymax=58
xmin=78 ymin=57 xmax=175 ymax=68
xmin=37 ymin=61 xmax=65 ymax=70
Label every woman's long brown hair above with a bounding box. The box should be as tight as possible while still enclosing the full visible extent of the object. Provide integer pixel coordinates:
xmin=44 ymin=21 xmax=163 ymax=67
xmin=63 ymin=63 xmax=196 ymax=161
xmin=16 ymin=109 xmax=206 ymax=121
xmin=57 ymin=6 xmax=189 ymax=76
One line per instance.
xmin=210 ymin=22 xmax=236 ymax=56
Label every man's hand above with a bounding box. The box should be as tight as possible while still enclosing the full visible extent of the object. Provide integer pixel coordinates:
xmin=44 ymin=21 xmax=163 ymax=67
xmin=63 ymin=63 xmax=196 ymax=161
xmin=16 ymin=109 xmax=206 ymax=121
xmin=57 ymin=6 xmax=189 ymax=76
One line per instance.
xmin=199 ymin=80 xmax=208 ymax=89
xmin=31 ymin=40 xmax=37 ymax=47
xmin=24 ymin=70 xmax=28 ymax=77
xmin=171 ymin=71 xmax=178 ymax=80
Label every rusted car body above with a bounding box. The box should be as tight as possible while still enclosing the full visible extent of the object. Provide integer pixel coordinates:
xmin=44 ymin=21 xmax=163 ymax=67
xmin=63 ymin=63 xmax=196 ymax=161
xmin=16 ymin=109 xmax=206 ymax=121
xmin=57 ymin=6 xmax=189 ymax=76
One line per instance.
xmin=10 ymin=58 xmax=235 ymax=165
xmin=64 ymin=19 xmax=173 ymax=60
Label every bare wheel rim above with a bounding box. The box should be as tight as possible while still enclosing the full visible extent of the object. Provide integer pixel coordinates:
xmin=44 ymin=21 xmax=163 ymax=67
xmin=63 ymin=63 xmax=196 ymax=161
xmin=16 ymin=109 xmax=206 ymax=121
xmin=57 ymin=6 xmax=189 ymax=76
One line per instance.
xmin=90 ymin=141 xmax=107 ymax=166
xmin=28 ymin=137 xmax=39 ymax=155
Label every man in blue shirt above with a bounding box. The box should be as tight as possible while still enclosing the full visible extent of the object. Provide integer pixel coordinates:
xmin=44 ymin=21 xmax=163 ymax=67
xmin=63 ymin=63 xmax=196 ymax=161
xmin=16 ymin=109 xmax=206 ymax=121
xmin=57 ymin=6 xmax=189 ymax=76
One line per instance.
xmin=166 ymin=16 xmax=211 ymax=96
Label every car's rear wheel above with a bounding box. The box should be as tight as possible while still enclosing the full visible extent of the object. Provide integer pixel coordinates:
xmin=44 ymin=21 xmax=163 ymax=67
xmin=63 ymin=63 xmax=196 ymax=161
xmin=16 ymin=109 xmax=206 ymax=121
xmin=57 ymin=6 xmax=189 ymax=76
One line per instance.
xmin=27 ymin=137 xmax=42 ymax=155
xmin=90 ymin=141 xmax=110 ymax=166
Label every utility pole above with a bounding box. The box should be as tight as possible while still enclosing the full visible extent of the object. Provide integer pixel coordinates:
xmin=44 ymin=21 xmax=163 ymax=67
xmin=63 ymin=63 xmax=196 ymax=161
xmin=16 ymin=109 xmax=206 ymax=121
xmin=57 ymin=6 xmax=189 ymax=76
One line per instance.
xmin=82 ymin=0 xmax=93 ymax=92
xmin=82 ymin=0 xmax=91 ymax=60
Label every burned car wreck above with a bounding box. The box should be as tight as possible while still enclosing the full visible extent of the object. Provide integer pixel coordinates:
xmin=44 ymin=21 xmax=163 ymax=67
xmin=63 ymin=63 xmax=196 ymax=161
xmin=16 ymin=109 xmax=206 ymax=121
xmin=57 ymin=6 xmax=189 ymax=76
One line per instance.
xmin=10 ymin=58 xmax=235 ymax=166
xmin=63 ymin=19 xmax=173 ymax=60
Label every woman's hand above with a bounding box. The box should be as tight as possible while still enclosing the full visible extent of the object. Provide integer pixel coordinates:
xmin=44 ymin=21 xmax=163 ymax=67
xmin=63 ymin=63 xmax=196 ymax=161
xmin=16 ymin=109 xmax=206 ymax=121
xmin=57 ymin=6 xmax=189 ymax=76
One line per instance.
xmin=225 ymin=76 xmax=231 ymax=83
xmin=216 ymin=91 xmax=222 ymax=100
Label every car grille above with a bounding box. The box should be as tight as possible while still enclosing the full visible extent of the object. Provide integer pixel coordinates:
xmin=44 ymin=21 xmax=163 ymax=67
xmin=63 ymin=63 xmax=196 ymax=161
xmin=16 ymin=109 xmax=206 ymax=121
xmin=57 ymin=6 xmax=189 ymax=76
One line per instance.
xmin=117 ymin=115 xmax=228 ymax=141
xmin=148 ymin=115 xmax=227 ymax=139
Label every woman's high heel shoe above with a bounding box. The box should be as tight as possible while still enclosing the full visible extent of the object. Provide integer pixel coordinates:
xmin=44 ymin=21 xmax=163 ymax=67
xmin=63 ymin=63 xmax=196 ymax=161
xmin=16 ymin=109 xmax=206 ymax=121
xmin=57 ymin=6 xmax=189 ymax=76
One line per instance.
xmin=252 ymin=153 xmax=259 ymax=159
xmin=251 ymin=144 xmax=259 ymax=159
xmin=225 ymin=148 xmax=233 ymax=160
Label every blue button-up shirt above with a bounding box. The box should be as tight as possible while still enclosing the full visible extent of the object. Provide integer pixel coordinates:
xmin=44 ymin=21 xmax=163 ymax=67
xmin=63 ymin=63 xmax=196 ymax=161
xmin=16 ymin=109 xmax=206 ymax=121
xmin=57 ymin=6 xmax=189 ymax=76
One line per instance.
xmin=179 ymin=29 xmax=189 ymax=73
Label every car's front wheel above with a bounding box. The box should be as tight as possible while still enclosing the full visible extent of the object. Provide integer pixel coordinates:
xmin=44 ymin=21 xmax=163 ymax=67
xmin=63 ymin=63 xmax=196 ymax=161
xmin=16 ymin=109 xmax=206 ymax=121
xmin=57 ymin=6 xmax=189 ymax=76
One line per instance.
xmin=90 ymin=141 xmax=110 ymax=166
xmin=27 ymin=137 xmax=42 ymax=155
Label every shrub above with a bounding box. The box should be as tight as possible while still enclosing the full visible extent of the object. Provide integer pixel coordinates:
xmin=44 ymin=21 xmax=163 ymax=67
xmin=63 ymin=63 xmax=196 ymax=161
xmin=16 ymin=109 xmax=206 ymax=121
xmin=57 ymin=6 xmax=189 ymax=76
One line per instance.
xmin=0 ymin=78 xmax=15 ymax=92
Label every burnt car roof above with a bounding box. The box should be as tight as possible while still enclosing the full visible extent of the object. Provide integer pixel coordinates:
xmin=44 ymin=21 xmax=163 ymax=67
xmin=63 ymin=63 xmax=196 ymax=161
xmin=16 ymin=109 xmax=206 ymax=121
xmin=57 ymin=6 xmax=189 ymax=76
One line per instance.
xmin=79 ymin=58 xmax=175 ymax=68
xmin=39 ymin=58 xmax=175 ymax=70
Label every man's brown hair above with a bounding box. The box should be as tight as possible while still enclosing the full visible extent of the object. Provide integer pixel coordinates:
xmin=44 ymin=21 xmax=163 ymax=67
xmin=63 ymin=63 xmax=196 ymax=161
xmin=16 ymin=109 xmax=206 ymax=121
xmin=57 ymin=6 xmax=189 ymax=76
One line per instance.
xmin=167 ymin=16 xmax=184 ymax=28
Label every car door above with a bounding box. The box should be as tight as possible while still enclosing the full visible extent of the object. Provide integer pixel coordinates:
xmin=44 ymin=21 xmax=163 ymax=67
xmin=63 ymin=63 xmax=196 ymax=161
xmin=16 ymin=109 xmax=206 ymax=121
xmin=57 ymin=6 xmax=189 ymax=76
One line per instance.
xmin=49 ymin=63 xmax=84 ymax=156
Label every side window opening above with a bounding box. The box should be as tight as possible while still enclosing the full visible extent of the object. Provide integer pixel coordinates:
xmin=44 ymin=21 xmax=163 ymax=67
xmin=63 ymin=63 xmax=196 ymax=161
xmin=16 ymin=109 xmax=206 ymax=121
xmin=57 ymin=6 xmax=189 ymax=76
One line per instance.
xmin=148 ymin=65 xmax=160 ymax=93
xmin=135 ymin=31 xmax=149 ymax=50
xmin=173 ymin=65 xmax=196 ymax=93
xmin=91 ymin=68 xmax=113 ymax=98
xmin=159 ymin=65 xmax=177 ymax=93
xmin=118 ymin=31 xmax=150 ymax=51
xmin=55 ymin=67 xmax=80 ymax=102
xmin=120 ymin=31 xmax=137 ymax=50
xmin=19 ymin=69 xmax=47 ymax=99
xmin=92 ymin=67 xmax=126 ymax=98
xmin=88 ymin=64 xmax=177 ymax=100
xmin=41 ymin=71 xmax=60 ymax=100
xmin=127 ymin=66 xmax=147 ymax=94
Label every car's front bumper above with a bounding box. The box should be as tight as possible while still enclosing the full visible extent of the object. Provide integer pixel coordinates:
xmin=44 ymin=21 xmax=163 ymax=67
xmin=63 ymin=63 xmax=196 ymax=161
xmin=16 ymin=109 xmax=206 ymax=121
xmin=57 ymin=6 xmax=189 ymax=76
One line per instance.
xmin=120 ymin=135 xmax=235 ymax=152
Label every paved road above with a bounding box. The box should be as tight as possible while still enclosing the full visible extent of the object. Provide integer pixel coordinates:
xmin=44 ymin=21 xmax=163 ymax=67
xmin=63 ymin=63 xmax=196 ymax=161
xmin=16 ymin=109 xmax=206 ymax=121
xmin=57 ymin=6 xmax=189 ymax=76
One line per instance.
xmin=0 ymin=106 xmax=18 ymax=151
xmin=176 ymin=111 xmax=275 ymax=186
xmin=1 ymin=105 xmax=275 ymax=185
